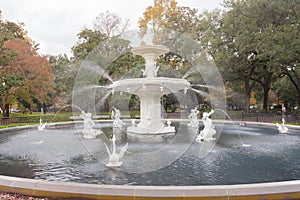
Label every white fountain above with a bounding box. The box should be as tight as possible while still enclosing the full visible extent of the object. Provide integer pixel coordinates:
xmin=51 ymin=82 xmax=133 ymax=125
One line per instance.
xmin=108 ymin=45 xmax=190 ymax=139
xmin=196 ymin=109 xmax=216 ymax=142
xmin=104 ymin=134 xmax=128 ymax=167
xmin=276 ymin=118 xmax=288 ymax=134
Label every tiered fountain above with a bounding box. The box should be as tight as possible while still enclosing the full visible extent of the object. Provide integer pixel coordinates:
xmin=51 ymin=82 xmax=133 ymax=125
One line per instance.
xmin=109 ymin=45 xmax=190 ymax=139
xmin=0 ymin=34 xmax=299 ymax=200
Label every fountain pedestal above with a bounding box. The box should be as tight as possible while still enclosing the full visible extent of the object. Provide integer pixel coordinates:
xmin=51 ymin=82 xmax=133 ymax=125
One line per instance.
xmin=109 ymin=45 xmax=190 ymax=138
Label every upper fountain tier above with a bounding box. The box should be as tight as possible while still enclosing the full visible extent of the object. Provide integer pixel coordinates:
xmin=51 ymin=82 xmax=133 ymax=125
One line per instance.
xmin=109 ymin=45 xmax=190 ymax=96
xmin=132 ymin=45 xmax=169 ymax=78
xmin=131 ymin=45 xmax=169 ymax=58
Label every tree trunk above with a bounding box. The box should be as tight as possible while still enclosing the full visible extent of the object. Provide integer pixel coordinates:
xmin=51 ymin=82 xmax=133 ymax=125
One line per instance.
xmin=244 ymin=67 xmax=255 ymax=113
xmin=262 ymin=75 xmax=272 ymax=113
xmin=3 ymin=104 xmax=10 ymax=118
xmin=286 ymin=73 xmax=300 ymax=108
xmin=244 ymin=89 xmax=251 ymax=113
xmin=262 ymin=85 xmax=270 ymax=113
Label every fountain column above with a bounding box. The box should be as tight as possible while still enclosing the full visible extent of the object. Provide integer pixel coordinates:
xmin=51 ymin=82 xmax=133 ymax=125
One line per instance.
xmin=109 ymin=45 xmax=190 ymax=137
xmin=138 ymin=94 xmax=164 ymax=132
xmin=127 ymin=45 xmax=175 ymax=135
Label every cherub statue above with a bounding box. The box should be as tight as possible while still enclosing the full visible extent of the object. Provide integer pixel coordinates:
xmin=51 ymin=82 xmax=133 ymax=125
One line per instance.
xmin=196 ymin=109 xmax=216 ymax=141
xmin=188 ymin=107 xmax=199 ymax=127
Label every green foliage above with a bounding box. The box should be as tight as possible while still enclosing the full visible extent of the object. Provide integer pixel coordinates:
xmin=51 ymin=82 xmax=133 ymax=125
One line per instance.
xmin=48 ymin=54 xmax=76 ymax=109
xmin=196 ymin=0 xmax=300 ymax=112
xmin=0 ymin=17 xmax=24 ymax=66
xmin=72 ymin=29 xmax=107 ymax=60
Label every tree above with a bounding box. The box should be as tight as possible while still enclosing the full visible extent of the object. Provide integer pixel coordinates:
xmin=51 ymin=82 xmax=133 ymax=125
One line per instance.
xmin=0 ymin=74 xmax=24 ymax=117
xmin=3 ymin=39 xmax=55 ymax=114
xmin=93 ymin=11 xmax=129 ymax=37
xmin=198 ymin=0 xmax=300 ymax=112
xmin=0 ymin=11 xmax=24 ymax=66
xmin=72 ymin=29 xmax=107 ymax=60
xmin=48 ymin=54 xmax=75 ymax=110
xmin=138 ymin=0 xmax=179 ymax=39
xmin=71 ymin=12 xmax=144 ymax=112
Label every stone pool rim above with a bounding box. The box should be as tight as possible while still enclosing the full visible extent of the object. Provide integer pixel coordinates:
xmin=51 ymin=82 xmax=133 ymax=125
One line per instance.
xmin=0 ymin=175 xmax=300 ymax=199
xmin=0 ymin=121 xmax=300 ymax=199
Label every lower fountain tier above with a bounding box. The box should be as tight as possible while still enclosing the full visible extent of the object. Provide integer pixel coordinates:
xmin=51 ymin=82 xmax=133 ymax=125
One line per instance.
xmin=109 ymin=77 xmax=189 ymax=136
xmin=108 ymin=77 xmax=190 ymax=96
xmin=127 ymin=124 xmax=176 ymax=142
xmin=127 ymin=121 xmax=176 ymax=134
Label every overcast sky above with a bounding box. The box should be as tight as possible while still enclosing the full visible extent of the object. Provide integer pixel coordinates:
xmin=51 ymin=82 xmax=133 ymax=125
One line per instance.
xmin=1 ymin=0 xmax=223 ymax=56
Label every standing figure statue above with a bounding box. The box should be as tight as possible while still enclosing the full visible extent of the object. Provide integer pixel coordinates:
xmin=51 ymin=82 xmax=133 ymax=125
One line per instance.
xmin=111 ymin=107 xmax=123 ymax=128
xmin=80 ymin=111 xmax=95 ymax=128
xmin=196 ymin=109 xmax=216 ymax=142
xmin=188 ymin=107 xmax=200 ymax=127
xmin=80 ymin=111 xmax=101 ymax=139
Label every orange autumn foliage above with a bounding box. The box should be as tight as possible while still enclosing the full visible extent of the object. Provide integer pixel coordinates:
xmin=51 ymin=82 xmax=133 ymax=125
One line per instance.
xmin=3 ymin=38 xmax=55 ymax=107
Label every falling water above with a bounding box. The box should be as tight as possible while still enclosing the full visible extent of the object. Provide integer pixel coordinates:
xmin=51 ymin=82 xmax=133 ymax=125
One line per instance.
xmin=191 ymin=88 xmax=209 ymax=97
xmin=74 ymin=85 xmax=108 ymax=94
xmin=71 ymin=104 xmax=84 ymax=112
xmin=182 ymin=68 xmax=196 ymax=79
xmin=191 ymin=84 xmax=216 ymax=89
xmin=98 ymin=91 xmax=112 ymax=107
xmin=102 ymin=72 xmax=114 ymax=83
xmin=214 ymin=109 xmax=251 ymax=147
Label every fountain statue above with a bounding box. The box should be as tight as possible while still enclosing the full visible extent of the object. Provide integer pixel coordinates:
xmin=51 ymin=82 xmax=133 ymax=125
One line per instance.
xmin=37 ymin=118 xmax=47 ymax=130
xmin=276 ymin=118 xmax=288 ymax=133
xmin=187 ymin=107 xmax=199 ymax=127
xmin=108 ymin=45 xmax=190 ymax=138
xmin=111 ymin=107 xmax=123 ymax=128
xmin=104 ymin=134 xmax=128 ymax=167
xmin=196 ymin=109 xmax=216 ymax=141
xmin=80 ymin=111 xmax=102 ymax=139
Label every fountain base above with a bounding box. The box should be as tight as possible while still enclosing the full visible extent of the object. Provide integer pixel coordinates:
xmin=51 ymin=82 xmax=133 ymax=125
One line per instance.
xmin=106 ymin=161 xmax=123 ymax=167
xmin=127 ymin=126 xmax=175 ymax=142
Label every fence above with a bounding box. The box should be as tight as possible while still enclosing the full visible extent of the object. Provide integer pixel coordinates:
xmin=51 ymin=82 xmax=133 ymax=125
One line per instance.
xmin=0 ymin=114 xmax=72 ymax=126
xmin=1 ymin=112 xmax=300 ymax=126
xmin=229 ymin=112 xmax=300 ymax=124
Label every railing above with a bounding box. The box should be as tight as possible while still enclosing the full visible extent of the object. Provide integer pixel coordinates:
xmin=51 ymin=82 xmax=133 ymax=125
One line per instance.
xmin=0 ymin=114 xmax=72 ymax=126
xmin=1 ymin=112 xmax=300 ymax=126
xmin=230 ymin=112 xmax=300 ymax=123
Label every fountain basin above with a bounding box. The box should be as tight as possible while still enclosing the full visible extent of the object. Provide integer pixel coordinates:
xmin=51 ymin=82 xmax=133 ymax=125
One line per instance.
xmin=0 ymin=122 xmax=299 ymax=199
xmin=108 ymin=77 xmax=190 ymax=95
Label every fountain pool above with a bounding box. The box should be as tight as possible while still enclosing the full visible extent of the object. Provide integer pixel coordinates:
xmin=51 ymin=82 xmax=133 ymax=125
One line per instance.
xmin=0 ymin=122 xmax=299 ymax=186
xmin=0 ymin=121 xmax=300 ymax=199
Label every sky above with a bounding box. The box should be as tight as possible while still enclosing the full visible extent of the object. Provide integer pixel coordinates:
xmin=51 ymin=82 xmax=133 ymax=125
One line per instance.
xmin=1 ymin=0 xmax=223 ymax=56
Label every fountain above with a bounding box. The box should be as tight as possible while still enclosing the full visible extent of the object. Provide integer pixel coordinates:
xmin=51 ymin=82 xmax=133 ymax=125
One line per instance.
xmin=108 ymin=45 xmax=190 ymax=138
xmin=0 ymin=30 xmax=299 ymax=199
